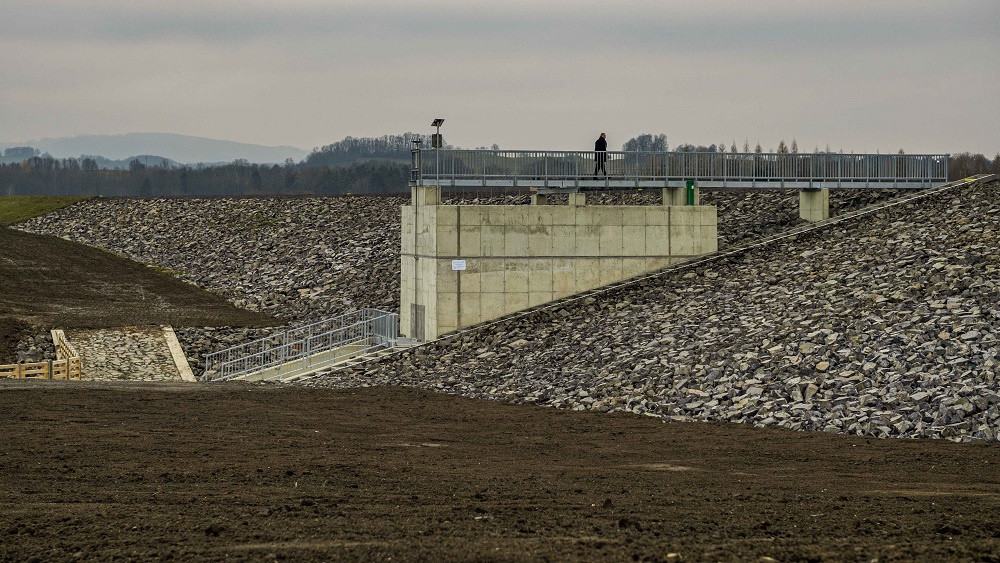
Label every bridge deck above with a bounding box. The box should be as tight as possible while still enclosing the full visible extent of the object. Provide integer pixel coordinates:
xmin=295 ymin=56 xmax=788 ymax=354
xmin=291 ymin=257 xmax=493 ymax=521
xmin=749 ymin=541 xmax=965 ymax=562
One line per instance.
xmin=426 ymin=178 xmax=939 ymax=191
xmin=410 ymin=149 xmax=949 ymax=191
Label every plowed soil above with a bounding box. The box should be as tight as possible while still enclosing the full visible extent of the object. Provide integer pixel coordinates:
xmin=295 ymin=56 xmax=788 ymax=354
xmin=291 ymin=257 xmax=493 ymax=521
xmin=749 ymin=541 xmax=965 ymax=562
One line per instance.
xmin=1 ymin=383 xmax=998 ymax=561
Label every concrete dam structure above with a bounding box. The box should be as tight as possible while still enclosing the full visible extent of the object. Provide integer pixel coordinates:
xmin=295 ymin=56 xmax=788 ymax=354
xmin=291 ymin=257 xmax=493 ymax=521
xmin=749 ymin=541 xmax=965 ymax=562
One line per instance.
xmin=400 ymin=146 xmax=950 ymax=341
xmin=401 ymin=186 xmax=717 ymax=340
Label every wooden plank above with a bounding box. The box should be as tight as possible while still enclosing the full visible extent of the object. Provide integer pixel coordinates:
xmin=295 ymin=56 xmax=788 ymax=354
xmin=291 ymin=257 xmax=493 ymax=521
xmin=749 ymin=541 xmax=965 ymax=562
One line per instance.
xmin=67 ymin=358 xmax=82 ymax=380
xmin=0 ymin=358 xmax=82 ymax=381
xmin=51 ymin=359 xmax=68 ymax=380
xmin=20 ymin=362 xmax=50 ymax=379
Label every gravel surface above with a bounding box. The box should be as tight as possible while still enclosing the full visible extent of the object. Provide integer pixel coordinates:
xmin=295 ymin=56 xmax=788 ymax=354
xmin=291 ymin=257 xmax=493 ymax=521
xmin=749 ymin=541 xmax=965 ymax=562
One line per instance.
xmin=305 ymin=180 xmax=1000 ymax=442
xmin=18 ymin=189 xmax=902 ymax=374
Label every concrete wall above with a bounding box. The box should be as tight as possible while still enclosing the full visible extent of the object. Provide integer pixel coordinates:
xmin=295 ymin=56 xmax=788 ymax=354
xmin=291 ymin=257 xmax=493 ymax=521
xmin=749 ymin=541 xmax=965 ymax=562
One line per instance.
xmin=799 ymin=188 xmax=830 ymax=222
xmin=401 ymin=186 xmax=717 ymax=340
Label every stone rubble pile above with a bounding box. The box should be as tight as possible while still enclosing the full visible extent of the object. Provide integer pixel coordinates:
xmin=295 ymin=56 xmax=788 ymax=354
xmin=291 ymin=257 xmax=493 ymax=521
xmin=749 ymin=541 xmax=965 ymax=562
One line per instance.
xmin=306 ymin=180 xmax=1000 ymax=442
xmin=18 ymin=196 xmax=405 ymax=372
xmin=65 ymin=327 xmax=181 ymax=381
xmin=11 ymin=333 xmax=57 ymax=364
xmin=18 ymin=189 xmax=897 ymax=375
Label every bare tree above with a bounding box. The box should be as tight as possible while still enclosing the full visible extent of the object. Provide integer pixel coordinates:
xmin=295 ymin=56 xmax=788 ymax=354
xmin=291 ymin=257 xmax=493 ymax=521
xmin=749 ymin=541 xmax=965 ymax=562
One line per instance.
xmin=622 ymin=133 xmax=668 ymax=152
xmin=777 ymin=140 xmax=789 ymax=154
xmin=791 ymin=139 xmax=798 ymax=153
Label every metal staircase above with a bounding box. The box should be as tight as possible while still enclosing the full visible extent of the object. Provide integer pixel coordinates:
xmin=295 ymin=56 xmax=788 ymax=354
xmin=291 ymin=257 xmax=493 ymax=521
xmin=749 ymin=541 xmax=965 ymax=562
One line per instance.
xmin=202 ymin=308 xmax=400 ymax=382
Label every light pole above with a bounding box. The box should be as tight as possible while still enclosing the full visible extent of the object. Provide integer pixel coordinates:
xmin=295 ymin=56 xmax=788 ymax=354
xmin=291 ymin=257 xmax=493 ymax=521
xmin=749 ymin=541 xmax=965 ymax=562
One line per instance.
xmin=431 ymin=118 xmax=444 ymax=187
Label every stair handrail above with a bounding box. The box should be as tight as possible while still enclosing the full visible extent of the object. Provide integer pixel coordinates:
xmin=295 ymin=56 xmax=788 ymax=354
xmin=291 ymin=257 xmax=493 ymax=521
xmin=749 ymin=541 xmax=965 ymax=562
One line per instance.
xmin=203 ymin=308 xmax=398 ymax=382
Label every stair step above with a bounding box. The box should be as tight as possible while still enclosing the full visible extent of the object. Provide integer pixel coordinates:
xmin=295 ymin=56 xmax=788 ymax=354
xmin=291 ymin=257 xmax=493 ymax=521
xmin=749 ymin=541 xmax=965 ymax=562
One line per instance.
xmin=263 ymin=342 xmax=415 ymax=381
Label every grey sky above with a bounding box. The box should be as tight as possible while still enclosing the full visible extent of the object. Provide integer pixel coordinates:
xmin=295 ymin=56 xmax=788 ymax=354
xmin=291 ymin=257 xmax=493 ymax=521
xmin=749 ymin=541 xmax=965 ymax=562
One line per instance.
xmin=2 ymin=0 xmax=997 ymax=154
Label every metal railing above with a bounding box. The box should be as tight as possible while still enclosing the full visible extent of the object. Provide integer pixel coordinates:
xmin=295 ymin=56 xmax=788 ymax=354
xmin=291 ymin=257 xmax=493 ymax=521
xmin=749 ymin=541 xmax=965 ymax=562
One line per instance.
xmin=410 ymin=149 xmax=949 ymax=190
xmin=203 ymin=308 xmax=399 ymax=382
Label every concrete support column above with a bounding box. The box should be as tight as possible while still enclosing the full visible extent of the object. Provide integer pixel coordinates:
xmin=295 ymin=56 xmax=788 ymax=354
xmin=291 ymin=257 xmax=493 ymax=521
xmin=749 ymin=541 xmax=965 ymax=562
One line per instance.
xmin=799 ymin=188 xmax=830 ymax=222
xmin=662 ymin=187 xmax=685 ymax=206
xmin=569 ymin=193 xmax=587 ymax=206
xmin=662 ymin=186 xmax=699 ymax=206
xmin=531 ymin=193 xmax=548 ymax=205
xmin=412 ymin=185 xmax=441 ymax=206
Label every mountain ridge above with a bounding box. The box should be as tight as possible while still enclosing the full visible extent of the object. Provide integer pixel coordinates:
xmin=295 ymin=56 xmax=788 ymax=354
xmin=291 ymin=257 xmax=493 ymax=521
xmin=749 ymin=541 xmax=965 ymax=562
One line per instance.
xmin=1 ymin=132 xmax=309 ymax=164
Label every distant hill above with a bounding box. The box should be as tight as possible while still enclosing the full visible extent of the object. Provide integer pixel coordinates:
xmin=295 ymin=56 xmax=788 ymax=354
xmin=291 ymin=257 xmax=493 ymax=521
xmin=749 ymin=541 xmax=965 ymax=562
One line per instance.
xmin=85 ymin=155 xmax=181 ymax=170
xmin=0 ymin=148 xmax=180 ymax=169
xmin=3 ymin=133 xmax=309 ymax=165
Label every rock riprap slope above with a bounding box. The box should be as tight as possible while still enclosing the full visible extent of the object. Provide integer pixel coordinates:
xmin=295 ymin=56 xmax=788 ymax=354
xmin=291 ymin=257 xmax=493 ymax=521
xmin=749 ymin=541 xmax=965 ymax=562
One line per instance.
xmin=18 ymin=190 xmax=898 ymax=372
xmin=310 ymin=180 xmax=1000 ymax=442
xmin=18 ymin=196 xmax=405 ymax=370
xmin=66 ymin=327 xmax=182 ymax=381
xmin=18 ymin=197 xmax=405 ymax=318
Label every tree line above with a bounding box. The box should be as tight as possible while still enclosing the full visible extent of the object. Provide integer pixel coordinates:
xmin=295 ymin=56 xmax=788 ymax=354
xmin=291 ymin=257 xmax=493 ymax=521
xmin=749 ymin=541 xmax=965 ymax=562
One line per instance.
xmin=302 ymin=132 xmax=440 ymax=167
xmin=0 ymin=158 xmax=409 ymax=197
xmin=1 ymin=133 xmax=996 ymax=196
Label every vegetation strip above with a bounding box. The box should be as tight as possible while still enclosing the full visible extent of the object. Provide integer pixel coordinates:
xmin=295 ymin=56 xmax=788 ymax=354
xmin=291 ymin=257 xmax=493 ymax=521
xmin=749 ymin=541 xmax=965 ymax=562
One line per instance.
xmin=0 ymin=196 xmax=91 ymax=225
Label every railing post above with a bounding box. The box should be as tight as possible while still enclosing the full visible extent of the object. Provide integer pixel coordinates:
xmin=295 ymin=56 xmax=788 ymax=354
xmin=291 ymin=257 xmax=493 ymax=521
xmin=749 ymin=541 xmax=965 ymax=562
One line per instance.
xmin=722 ymin=153 xmax=727 ymax=188
xmin=543 ymin=153 xmax=548 ymax=189
xmin=410 ymin=147 xmax=421 ymax=186
xmin=279 ymin=332 xmax=287 ymax=373
xmin=633 ymin=151 xmax=639 ymax=189
xmin=511 ymin=151 xmax=517 ymax=188
xmin=304 ymin=333 xmax=311 ymax=371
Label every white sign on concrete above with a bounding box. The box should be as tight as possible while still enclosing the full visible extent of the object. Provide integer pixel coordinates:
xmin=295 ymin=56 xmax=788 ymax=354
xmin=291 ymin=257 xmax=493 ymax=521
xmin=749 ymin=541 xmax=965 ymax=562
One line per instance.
xmin=451 ymin=259 xmax=467 ymax=271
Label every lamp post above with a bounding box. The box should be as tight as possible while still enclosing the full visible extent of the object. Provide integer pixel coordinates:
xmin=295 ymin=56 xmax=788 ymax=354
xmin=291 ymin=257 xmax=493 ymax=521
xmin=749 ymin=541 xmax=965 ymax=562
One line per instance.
xmin=431 ymin=118 xmax=444 ymax=187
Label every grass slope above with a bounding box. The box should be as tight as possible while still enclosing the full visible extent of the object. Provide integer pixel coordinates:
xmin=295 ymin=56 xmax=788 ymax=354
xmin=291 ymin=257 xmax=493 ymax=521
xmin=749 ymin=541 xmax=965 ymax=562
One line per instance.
xmin=0 ymin=196 xmax=91 ymax=226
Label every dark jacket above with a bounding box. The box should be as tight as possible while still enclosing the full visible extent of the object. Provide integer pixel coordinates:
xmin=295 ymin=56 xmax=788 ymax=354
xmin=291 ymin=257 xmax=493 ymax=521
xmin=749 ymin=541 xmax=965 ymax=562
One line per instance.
xmin=594 ymin=137 xmax=607 ymax=160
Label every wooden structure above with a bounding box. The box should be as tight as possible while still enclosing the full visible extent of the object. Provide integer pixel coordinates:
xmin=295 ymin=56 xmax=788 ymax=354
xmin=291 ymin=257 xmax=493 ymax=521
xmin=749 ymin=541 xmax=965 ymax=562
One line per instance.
xmin=0 ymin=358 xmax=82 ymax=380
xmin=0 ymin=329 xmax=83 ymax=380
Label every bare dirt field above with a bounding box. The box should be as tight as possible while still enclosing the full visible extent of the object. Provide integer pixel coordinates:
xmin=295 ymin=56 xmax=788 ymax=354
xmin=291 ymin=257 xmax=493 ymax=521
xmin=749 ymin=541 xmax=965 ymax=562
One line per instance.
xmin=2 ymin=383 xmax=999 ymax=561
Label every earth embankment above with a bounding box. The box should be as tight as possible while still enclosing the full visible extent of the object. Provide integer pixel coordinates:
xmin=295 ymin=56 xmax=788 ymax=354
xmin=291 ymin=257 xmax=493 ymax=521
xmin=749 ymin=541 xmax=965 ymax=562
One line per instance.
xmin=16 ymin=190 xmax=901 ymax=370
xmin=0 ymin=226 xmax=274 ymax=362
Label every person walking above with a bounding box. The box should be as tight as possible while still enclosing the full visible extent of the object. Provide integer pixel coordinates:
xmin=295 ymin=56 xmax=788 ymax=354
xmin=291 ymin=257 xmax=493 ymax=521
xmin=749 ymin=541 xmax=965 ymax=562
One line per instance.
xmin=593 ymin=133 xmax=607 ymax=178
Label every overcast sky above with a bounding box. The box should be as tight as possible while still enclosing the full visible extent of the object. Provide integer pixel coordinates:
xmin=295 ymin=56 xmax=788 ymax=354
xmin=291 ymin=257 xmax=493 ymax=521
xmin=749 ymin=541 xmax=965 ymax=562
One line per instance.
xmin=2 ymin=0 xmax=997 ymax=154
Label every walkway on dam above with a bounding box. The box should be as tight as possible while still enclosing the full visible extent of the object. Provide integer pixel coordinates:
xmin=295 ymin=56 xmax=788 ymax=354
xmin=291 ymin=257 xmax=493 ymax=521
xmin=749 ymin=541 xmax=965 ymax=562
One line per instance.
xmin=410 ymin=149 xmax=949 ymax=192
